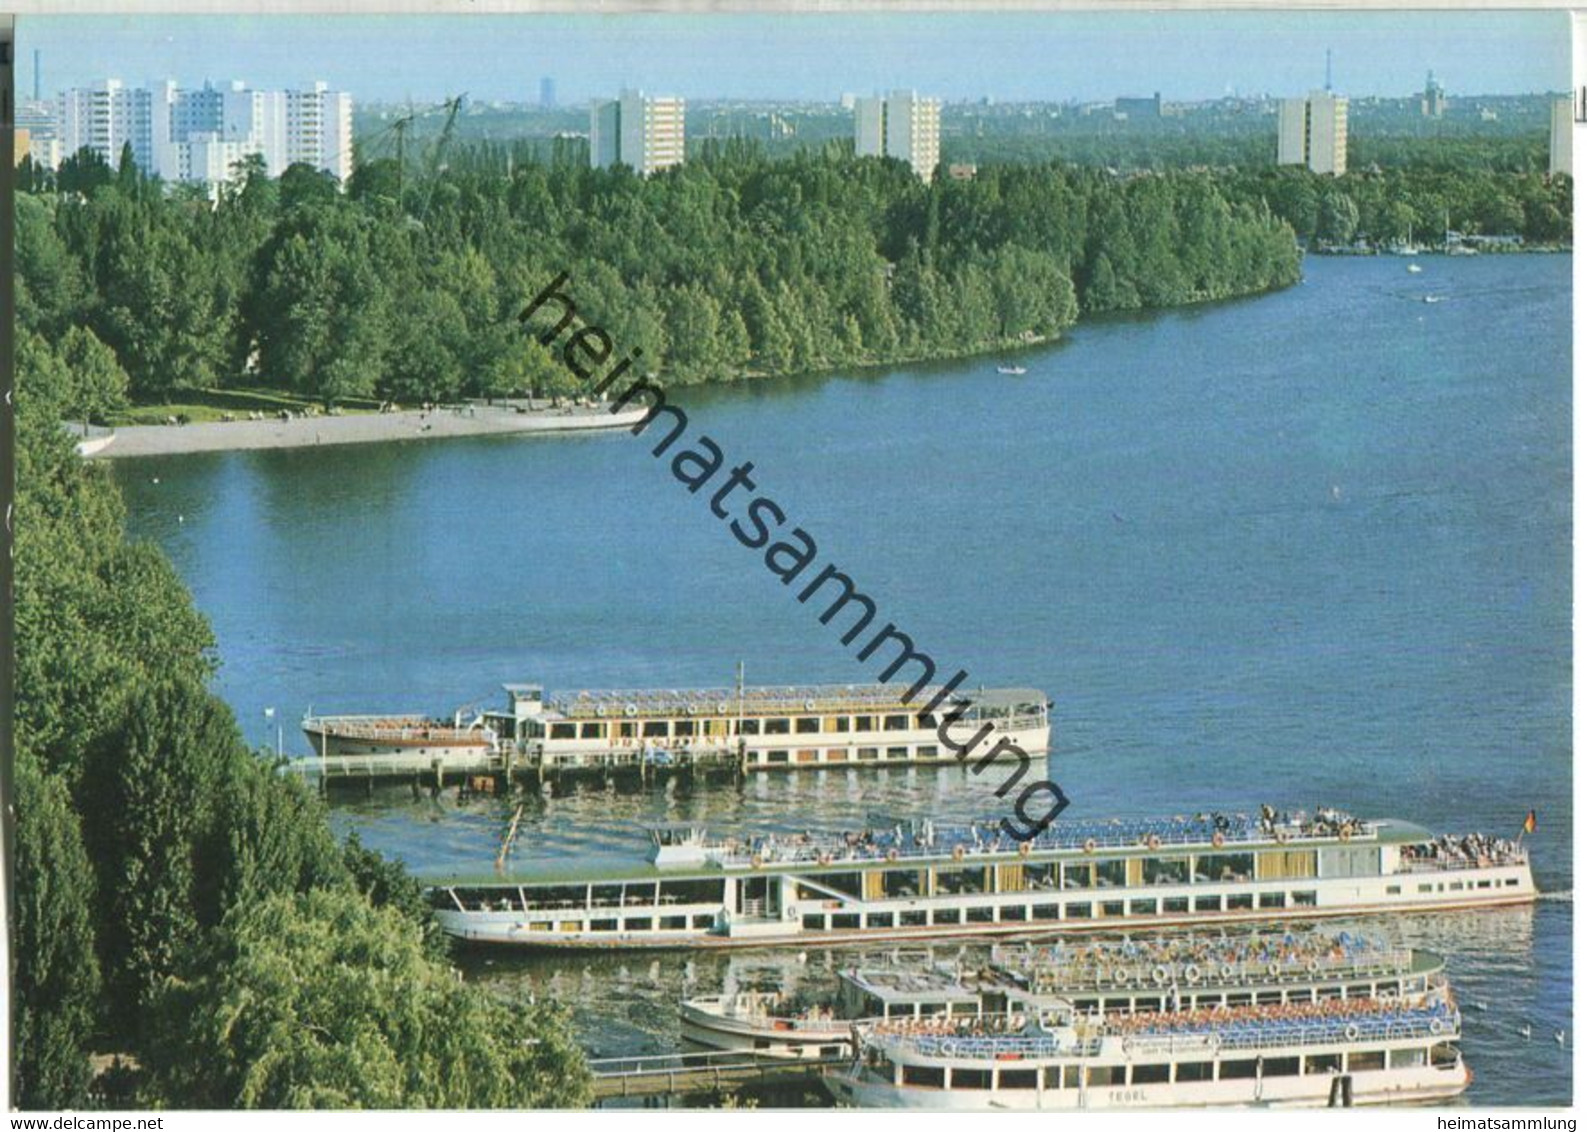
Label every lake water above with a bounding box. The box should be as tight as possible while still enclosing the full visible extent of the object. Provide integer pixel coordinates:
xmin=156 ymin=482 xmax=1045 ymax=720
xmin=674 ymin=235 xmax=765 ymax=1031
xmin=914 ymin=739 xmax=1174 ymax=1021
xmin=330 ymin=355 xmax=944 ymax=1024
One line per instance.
xmin=116 ymin=254 xmax=1572 ymax=1105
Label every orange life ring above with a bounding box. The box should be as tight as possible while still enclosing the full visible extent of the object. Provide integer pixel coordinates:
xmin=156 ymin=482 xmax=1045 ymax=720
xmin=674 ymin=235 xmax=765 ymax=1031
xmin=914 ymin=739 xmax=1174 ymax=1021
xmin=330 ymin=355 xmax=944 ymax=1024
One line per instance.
xmin=952 ymin=845 xmax=966 ymax=862
xmin=886 ymin=848 xmax=900 ymax=863
xmin=1211 ymin=832 xmax=1226 ymax=849
xmin=818 ymin=852 xmax=833 ymax=866
xmin=1339 ymin=828 xmax=1352 ymax=842
xmin=1019 ymin=842 xmax=1032 ymax=858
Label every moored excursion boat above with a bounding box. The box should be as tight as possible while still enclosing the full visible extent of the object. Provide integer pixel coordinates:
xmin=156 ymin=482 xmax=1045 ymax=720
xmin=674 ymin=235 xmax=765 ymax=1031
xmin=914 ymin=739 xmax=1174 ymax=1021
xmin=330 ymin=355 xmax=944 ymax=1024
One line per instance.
xmin=301 ymin=680 xmax=1049 ymax=778
xmin=299 ymin=712 xmax=496 ymax=774
xmin=425 ymin=805 xmax=1534 ymax=950
xmin=826 ymin=960 xmax=1468 ymax=1109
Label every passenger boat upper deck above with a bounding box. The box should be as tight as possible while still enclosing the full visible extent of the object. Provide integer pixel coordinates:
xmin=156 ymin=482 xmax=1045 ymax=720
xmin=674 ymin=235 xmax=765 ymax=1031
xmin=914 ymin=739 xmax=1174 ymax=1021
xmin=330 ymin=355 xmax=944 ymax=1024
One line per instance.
xmin=426 ymin=804 xmax=1535 ymax=950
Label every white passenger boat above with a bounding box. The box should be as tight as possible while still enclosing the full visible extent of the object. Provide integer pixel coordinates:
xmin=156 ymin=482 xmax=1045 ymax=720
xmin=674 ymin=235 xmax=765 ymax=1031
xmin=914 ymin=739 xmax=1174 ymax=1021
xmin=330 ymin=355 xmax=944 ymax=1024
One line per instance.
xmin=300 ymin=711 xmax=497 ymax=774
xmin=425 ymin=806 xmax=1535 ymax=950
xmin=827 ymin=940 xmax=1469 ymax=1108
xmin=302 ymin=680 xmax=1049 ymax=777
xmin=681 ymin=958 xmax=986 ymax=1058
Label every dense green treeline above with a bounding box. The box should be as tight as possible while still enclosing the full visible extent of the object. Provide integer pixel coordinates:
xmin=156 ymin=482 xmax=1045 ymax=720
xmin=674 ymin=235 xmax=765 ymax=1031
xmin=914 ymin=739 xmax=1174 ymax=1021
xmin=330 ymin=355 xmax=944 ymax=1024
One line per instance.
xmin=1221 ymin=166 xmax=1570 ymax=247
xmin=18 ymin=141 xmax=1301 ymax=409
xmin=11 ymin=338 xmax=593 ymax=1109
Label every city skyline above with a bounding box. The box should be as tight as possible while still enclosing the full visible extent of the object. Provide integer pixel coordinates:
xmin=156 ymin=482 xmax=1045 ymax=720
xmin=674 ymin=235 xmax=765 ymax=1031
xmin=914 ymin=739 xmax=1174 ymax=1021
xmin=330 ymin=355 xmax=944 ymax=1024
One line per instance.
xmin=22 ymin=11 xmax=1568 ymax=107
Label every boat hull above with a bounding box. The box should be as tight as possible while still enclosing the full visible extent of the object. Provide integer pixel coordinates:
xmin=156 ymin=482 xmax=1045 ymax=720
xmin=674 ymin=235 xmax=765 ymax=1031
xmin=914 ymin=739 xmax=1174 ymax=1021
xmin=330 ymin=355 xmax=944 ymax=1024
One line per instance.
xmin=824 ymin=1063 xmax=1469 ymax=1109
xmin=437 ymin=887 xmax=1536 ymax=951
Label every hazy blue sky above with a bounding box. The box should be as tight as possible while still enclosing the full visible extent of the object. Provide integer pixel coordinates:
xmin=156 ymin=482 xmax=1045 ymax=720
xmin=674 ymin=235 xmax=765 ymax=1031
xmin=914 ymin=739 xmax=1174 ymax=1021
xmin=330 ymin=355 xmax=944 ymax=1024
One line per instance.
xmin=22 ymin=11 xmax=1569 ymax=105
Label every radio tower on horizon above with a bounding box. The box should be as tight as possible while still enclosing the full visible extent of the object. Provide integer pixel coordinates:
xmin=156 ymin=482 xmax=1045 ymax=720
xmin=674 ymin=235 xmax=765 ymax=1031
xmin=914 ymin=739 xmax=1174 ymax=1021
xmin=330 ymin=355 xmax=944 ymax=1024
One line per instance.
xmin=1325 ymin=48 xmax=1333 ymax=92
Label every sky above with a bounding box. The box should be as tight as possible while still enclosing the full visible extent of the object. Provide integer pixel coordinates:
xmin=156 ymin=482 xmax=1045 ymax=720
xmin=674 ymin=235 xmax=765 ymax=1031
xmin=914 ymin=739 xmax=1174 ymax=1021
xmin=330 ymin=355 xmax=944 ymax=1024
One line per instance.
xmin=21 ymin=11 xmax=1570 ymax=106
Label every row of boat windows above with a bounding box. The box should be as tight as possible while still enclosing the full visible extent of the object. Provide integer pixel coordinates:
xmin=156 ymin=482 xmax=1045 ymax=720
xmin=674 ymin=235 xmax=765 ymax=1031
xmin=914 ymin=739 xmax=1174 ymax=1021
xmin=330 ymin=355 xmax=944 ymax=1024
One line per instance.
xmin=537 ymin=714 xmax=945 ymax=741
xmin=802 ymin=855 xmax=1313 ymax=900
xmin=799 ymin=892 xmax=1320 ymax=931
xmin=1062 ymin=979 xmax=1429 ymax=1015
xmin=881 ymin=1047 xmax=1436 ymax=1091
xmin=1388 ymin=880 xmax=1510 ymax=894
xmin=446 ymin=872 xmax=1526 ymax=917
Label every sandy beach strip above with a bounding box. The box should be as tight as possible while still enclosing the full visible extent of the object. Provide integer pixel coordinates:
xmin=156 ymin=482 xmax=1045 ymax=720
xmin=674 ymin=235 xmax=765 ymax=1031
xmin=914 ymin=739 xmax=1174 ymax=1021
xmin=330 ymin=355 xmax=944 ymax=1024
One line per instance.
xmin=86 ymin=403 xmax=650 ymax=460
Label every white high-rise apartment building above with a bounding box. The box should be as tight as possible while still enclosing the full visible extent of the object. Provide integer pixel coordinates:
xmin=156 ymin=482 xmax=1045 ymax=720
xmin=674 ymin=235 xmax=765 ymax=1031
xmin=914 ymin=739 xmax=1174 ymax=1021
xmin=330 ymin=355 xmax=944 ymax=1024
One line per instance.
xmin=52 ymin=78 xmax=352 ymax=189
xmin=1276 ymin=91 xmax=1348 ymax=176
xmin=853 ymin=90 xmax=941 ymax=180
xmin=1549 ymin=96 xmax=1573 ymax=177
xmin=288 ymin=81 xmax=353 ymax=183
xmin=589 ymin=90 xmax=686 ymax=176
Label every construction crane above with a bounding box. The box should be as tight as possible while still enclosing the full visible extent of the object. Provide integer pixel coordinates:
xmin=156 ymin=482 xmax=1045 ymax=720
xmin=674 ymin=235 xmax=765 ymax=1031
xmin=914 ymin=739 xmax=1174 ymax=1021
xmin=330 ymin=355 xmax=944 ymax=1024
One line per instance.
xmin=418 ymin=94 xmax=466 ymax=220
xmin=357 ymin=93 xmax=464 ymax=209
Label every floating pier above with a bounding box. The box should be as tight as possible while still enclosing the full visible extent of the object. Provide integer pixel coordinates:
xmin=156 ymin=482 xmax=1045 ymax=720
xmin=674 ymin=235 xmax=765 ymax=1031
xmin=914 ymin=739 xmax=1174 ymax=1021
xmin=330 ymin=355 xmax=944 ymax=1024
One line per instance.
xmin=588 ymin=1049 xmax=847 ymax=1103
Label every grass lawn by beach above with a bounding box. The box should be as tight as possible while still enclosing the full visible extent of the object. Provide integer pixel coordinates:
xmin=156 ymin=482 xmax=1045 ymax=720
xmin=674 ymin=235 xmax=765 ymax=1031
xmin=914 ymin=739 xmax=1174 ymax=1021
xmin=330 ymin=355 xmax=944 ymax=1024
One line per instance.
xmin=108 ymin=386 xmax=382 ymax=427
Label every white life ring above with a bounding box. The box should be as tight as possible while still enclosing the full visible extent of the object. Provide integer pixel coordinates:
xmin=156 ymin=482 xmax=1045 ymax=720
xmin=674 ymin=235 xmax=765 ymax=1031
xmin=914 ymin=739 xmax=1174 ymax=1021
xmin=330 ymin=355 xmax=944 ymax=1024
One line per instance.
xmin=718 ymin=701 xmax=733 ymax=714
xmin=818 ymin=852 xmax=833 ymax=866
xmin=1308 ymin=959 xmax=1322 ymax=975
xmin=1345 ymin=1023 xmax=1361 ymax=1041
xmin=1430 ymin=1018 xmax=1446 ymax=1036
xmin=1268 ymin=962 xmax=1281 ymax=978
xmin=941 ymin=1040 xmax=958 ymax=1057
xmin=1184 ymin=964 xmax=1202 ymax=985
xmin=595 ymin=704 xmax=608 ymax=717
xmin=751 ymin=854 xmax=765 ymax=869
xmin=1114 ymin=968 xmax=1130 ymax=986
xmin=887 ymin=849 xmax=900 ymax=863
xmin=1083 ymin=838 xmax=1098 ymax=855
xmin=804 ymin=699 xmax=817 ymax=711
xmin=625 ymin=704 xmax=638 ymax=717
xmin=1220 ymin=964 xmax=1236 ymax=981
xmin=684 ymin=703 xmax=696 ymax=715
xmin=1152 ymin=965 xmax=1169 ymax=986
xmin=1147 ymin=835 xmax=1162 ymax=851
xmin=1275 ymin=829 xmax=1290 ymax=844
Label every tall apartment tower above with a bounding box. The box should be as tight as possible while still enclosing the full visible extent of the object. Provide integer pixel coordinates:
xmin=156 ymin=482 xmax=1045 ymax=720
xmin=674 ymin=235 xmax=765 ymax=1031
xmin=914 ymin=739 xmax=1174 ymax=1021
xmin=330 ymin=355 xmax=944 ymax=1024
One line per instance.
xmin=854 ymin=90 xmax=941 ymax=180
xmin=1549 ymin=96 xmax=1573 ymax=177
xmin=288 ymin=81 xmax=353 ymax=183
xmin=589 ymin=90 xmax=685 ymax=176
xmin=54 ymin=78 xmax=352 ymax=188
xmin=1276 ymin=91 xmax=1348 ymax=176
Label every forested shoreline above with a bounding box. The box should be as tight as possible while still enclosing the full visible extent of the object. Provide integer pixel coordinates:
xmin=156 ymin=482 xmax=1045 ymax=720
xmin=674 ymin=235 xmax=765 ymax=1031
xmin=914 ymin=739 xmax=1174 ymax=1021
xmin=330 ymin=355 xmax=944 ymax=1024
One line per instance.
xmin=18 ymin=142 xmax=1305 ymax=418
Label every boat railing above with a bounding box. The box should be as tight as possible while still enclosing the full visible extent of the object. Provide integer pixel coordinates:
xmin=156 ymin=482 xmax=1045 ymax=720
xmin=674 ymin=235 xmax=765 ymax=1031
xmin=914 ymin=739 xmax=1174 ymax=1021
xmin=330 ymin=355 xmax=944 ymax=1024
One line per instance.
xmin=1124 ymin=1009 xmax=1459 ymax=1055
xmin=873 ymin=1007 xmax=1456 ymax=1061
xmin=712 ymin=818 xmax=1383 ymax=870
xmin=1010 ymin=947 xmax=1417 ymax=991
xmin=1395 ymin=852 xmax=1527 ymax=873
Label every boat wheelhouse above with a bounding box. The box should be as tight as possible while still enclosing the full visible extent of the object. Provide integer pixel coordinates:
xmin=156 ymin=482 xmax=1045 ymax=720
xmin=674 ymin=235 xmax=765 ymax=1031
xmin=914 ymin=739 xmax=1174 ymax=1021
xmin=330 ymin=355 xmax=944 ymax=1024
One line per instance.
xmin=299 ymin=680 xmax=1049 ymax=779
xmin=425 ymin=806 xmax=1535 ymax=950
